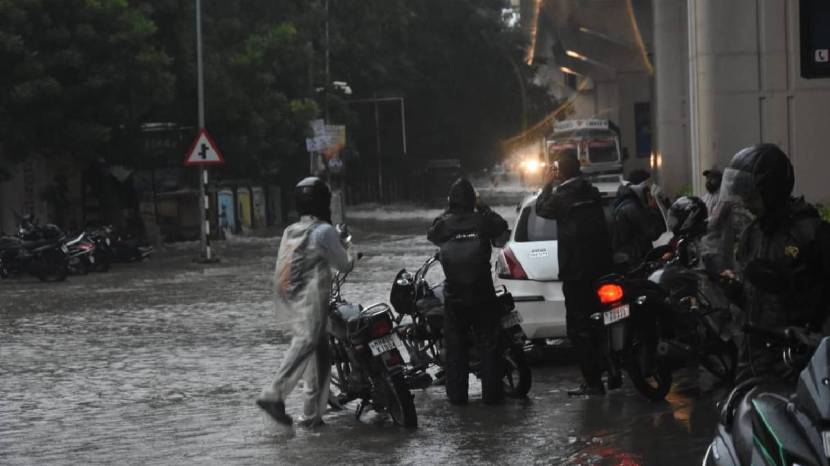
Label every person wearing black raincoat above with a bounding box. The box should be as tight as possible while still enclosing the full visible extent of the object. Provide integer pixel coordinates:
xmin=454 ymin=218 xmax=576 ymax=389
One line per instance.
xmin=536 ymin=153 xmax=614 ymax=396
xmin=611 ymin=180 xmax=665 ymax=266
xmin=257 ymin=177 xmax=353 ymax=428
xmin=711 ymin=144 xmax=830 ymax=377
xmin=428 ymin=178 xmax=509 ymax=405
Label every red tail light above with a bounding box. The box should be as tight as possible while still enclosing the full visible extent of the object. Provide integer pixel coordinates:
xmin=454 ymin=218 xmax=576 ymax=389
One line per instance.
xmin=370 ymin=319 xmax=392 ymax=338
xmin=597 ymin=284 xmax=624 ymax=304
xmin=499 ymin=246 xmax=528 ymax=280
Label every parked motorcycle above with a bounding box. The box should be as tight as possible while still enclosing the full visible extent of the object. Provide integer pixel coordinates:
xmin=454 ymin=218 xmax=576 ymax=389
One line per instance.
xmin=703 ymin=325 xmax=829 ymax=466
xmin=63 ymin=232 xmax=98 ymax=275
xmin=328 ymin=256 xmax=418 ymax=428
xmin=88 ymin=225 xmax=152 ymax=263
xmin=0 ymin=234 xmax=68 ymax=282
xmin=84 ymin=227 xmax=113 ymax=272
xmin=593 ymin=243 xmax=737 ymax=401
xmin=390 ymin=253 xmax=532 ymax=398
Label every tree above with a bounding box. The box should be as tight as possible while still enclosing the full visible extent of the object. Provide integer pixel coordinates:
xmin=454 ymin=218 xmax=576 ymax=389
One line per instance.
xmin=0 ymin=0 xmax=174 ymax=164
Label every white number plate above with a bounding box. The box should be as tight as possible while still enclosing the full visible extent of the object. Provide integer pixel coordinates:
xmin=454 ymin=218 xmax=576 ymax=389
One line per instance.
xmin=368 ymin=332 xmax=404 ymax=356
xmin=822 ymin=430 xmax=830 ymax=459
xmin=502 ymin=311 xmax=523 ymax=328
xmin=603 ymin=304 xmax=630 ymax=325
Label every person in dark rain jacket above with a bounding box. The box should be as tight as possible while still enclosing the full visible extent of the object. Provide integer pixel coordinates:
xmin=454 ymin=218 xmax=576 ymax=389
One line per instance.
xmin=428 ymin=178 xmax=509 ymax=405
xmin=536 ymin=153 xmax=613 ymax=395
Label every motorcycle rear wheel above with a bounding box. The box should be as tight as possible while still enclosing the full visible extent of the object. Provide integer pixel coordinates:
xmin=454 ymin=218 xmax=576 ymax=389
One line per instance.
xmin=503 ymin=346 xmax=531 ymax=398
xmin=627 ymin=340 xmax=673 ymax=401
xmin=701 ymin=341 xmax=738 ymax=384
xmin=377 ymin=374 xmax=417 ymax=428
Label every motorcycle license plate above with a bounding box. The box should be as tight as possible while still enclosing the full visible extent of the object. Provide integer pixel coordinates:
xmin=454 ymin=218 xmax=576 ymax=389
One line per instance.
xmin=501 ymin=311 xmax=523 ymax=328
xmin=368 ymin=333 xmax=404 ymax=356
xmin=603 ymin=304 xmax=630 ymax=325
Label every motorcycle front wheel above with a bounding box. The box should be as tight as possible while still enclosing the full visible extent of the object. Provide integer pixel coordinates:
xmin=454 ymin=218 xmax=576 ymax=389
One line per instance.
xmin=377 ymin=374 xmax=417 ymax=428
xmin=503 ymin=346 xmax=531 ymax=398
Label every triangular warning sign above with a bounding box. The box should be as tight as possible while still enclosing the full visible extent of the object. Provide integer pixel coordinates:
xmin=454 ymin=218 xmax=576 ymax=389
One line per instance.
xmin=184 ymin=129 xmax=225 ymax=166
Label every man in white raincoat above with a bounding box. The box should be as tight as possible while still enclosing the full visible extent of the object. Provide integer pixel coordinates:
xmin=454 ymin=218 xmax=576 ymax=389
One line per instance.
xmin=257 ymin=177 xmax=353 ymax=428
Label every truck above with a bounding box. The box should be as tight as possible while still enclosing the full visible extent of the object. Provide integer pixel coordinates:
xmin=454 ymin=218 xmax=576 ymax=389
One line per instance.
xmin=545 ymin=119 xmax=624 ymax=181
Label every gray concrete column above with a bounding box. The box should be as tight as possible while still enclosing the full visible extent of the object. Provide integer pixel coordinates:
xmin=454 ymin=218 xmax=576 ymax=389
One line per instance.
xmin=687 ymin=0 xmax=761 ymax=195
xmin=653 ymin=0 xmax=690 ymax=196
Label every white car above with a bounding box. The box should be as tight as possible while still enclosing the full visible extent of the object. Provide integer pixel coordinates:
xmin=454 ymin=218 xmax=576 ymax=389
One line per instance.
xmin=495 ymin=178 xmax=670 ymax=341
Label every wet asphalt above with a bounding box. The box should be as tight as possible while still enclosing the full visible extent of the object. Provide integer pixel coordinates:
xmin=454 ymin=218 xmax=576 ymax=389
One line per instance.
xmin=0 ymin=199 xmax=723 ymax=466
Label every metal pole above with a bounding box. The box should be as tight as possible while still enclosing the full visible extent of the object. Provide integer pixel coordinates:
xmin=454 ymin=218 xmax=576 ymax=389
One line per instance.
xmin=374 ymin=98 xmax=382 ymax=203
xmin=196 ymin=0 xmax=210 ymax=260
xmin=399 ymin=98 xmax=407 ymax=156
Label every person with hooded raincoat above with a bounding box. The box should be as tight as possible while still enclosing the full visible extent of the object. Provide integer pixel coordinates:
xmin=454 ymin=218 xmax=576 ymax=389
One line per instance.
xmin=257 ymin=177 xmax=353 ymax=428
xmin=428 ymin=178 xmax=509 ymax=405
xmin=611 ymin=179 xmax=666 ymax=266
xmin=707 ymin=144 xmax=830 ymax=378
xmin=536 ymin=153 xmax=614 ymax=396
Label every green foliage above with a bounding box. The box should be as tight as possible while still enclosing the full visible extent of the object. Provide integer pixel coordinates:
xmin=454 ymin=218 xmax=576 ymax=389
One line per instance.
xmin=1 ymin=0 xmax=550 ymax=179
xmin=818 ymin=203 xmax=830 ymax=223
xmin=0 ymin=0 xmax=174 ymax=163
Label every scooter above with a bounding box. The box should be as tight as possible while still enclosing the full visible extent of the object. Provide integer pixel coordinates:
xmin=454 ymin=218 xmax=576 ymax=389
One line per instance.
xmin=703 ymin=325 xmax=829 ymax=466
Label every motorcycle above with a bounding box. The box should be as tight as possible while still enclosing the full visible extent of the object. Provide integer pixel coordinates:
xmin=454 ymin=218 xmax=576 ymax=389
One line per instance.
xmin=593 ymin=242 xmax=737 ymax=401
xmin=63 ymin=232 xmax=98 ymax=275
xmin=84 ymin=227 xmax=113 ymax=272
xmin=328 ymin=255 xmax=418 ymax=428
xmin=0 ymin=233 xmax=68 ymax=282
xmin=703 ymin=325 xmax=829 ymax=466
xmin=389 ymin=253 xmax=532 ymax=398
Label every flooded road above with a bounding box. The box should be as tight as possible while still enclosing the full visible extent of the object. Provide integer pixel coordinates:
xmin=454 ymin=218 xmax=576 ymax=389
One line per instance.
xmin=0 ymin=200 xmax=721 ymax=465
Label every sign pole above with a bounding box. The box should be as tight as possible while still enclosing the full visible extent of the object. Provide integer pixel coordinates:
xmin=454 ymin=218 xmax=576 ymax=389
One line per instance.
xmin=195 ymin=0 xmax=211 ymax=261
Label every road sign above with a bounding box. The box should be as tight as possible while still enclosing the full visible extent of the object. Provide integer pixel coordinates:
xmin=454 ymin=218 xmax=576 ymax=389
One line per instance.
xmin=184 ymin=129 xmax=225 ymax=166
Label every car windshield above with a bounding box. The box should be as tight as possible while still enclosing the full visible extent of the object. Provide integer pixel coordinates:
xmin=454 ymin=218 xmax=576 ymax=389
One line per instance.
xmin=514 ymin=204 xmax=557 ymax=242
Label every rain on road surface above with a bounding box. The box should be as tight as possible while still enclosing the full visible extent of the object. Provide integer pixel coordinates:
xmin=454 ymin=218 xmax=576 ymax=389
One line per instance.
xmin=1 ymin=191 xmax=722 ymax=465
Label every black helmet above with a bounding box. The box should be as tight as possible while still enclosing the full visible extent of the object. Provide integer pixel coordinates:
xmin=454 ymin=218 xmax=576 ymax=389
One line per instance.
xmin=725 ymin=144 xmax=794 ymax=212
xmin=294 ymin=177 xmax=332 ymax=223
xmin=667 ymin=196 xmax=708 ymax=237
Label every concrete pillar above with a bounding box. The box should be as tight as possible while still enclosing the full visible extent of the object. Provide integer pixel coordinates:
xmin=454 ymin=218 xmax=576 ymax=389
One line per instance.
xmin=687 ymin=0 xmax=830 ymax=203
xmin=688 ymin=0 xmax=762 ymax=195
xmin=653 ymin=0 xmax=690 ymax=196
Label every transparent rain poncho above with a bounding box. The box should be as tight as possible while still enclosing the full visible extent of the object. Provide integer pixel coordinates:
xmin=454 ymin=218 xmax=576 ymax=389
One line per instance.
xmin=700 ymin=168 xmax=756 ymax=275
xmin=261 ymin=216 xmax=352 ymax=420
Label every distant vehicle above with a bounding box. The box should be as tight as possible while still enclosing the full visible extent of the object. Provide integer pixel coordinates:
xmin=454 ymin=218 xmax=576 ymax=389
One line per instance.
xmin=546 ymin=119 xmax=623 ymax=176
xmin=496 ymin=183 xmax=670 ymax=342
